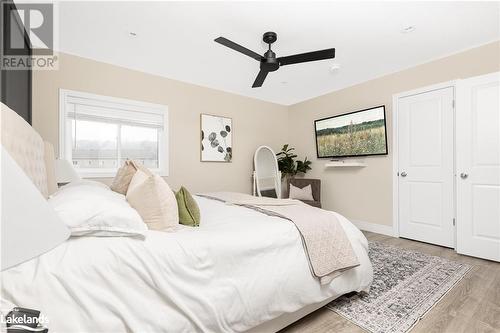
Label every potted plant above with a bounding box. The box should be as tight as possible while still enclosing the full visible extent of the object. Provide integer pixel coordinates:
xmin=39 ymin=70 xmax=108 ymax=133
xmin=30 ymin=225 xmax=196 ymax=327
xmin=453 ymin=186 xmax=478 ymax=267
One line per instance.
xmin=276 ymin=144 xmax=312 ymax=181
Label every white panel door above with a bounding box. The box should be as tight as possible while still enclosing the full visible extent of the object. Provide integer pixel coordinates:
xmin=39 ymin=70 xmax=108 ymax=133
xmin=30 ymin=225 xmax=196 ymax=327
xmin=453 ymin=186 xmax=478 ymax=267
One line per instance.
xmin=456 ymin=72 xmax=500 ymax=262
xmin=398 ymin=87 xmax=455 ymax=247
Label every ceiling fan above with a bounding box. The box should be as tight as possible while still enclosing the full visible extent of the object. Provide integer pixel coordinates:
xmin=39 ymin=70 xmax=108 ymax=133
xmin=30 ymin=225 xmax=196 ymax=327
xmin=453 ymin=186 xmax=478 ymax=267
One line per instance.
xmin=214 ymin=31 xmax=335 ymax=88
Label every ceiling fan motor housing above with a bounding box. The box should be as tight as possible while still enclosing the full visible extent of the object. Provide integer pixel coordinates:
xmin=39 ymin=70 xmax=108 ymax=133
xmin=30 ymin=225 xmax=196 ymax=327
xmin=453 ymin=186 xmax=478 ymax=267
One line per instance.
xmin=262 ymin=49 xmax=279 ymax=71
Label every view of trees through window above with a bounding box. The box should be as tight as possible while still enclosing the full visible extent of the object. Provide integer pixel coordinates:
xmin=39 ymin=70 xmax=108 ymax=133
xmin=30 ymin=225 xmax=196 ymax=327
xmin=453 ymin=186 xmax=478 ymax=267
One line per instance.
xmin=71 ymin=119 xmax=159 ymax=169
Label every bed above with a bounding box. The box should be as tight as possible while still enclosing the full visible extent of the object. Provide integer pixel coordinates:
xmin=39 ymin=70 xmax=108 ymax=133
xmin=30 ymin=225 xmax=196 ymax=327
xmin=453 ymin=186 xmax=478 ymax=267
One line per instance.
xmin=0 ymin=103 xmax=373 ymax=332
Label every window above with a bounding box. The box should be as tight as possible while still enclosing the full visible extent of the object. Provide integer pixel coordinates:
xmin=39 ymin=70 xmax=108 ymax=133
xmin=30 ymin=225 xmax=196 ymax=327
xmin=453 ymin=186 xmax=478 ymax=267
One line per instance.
xmin=59 ymin=89 xmax=168 ymax=177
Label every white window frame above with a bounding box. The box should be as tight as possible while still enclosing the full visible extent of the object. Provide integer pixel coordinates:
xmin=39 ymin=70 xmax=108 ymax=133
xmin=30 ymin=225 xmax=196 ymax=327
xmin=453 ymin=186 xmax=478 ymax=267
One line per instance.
xmin=59 ymin=89 xmax=169 ymax=178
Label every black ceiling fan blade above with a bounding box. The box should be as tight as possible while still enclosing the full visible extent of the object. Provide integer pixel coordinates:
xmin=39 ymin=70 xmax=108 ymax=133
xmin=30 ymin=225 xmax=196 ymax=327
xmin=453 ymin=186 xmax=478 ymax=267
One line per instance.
xmin=214 ymin=37 xmax=263 ymax=62
xmin=252 ymin=70 xmax=268 ymax=88
xmin=278 ymin=48 xmax=335 ymax=66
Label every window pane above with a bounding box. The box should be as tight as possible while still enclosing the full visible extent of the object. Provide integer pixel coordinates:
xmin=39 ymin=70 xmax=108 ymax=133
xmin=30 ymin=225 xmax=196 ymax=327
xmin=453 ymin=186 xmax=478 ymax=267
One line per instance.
xmin=72 ymin=119 xmax=118 ymax=169
xmin=121 ymin=125 xmax=159 ymax=168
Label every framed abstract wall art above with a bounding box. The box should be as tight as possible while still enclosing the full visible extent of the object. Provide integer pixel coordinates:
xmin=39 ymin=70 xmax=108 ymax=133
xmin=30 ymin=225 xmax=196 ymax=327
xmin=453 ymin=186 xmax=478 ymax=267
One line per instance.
xmin=200 ymin=114 xmax=232 ymax=162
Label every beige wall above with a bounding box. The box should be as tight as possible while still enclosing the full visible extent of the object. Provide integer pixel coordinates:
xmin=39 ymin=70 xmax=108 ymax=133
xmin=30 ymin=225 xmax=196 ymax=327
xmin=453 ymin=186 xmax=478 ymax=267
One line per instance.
xmin=32 ymin=53 xmax=288 ymax=193
xmin=288 ymin=41 xmax=500 ymax=227
xmin=33 ymin=42 xmax=500 ymax=228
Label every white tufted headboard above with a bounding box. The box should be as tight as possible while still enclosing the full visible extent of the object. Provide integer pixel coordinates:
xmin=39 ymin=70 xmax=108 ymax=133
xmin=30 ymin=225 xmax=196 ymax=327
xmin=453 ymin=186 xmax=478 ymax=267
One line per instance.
xmin=1 ymin=103 xmax=57 ymax=198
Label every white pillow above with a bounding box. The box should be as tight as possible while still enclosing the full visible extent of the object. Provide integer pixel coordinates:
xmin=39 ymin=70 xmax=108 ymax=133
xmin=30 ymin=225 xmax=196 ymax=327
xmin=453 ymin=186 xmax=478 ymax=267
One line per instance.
xmin=289 ymin=183 xmax=314 ymax=201
xmin=56 ymin=179 xmax=110 ymax=192
xmin=49 ymin=181 xmax=147 ymax=237
xmin=126 ymin=170 xmax=179 ymax=231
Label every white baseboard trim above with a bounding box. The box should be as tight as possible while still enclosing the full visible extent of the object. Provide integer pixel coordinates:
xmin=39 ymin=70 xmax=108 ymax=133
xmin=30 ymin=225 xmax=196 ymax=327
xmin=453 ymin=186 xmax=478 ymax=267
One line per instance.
xmin=350 ymin=219 xmax=396 ymax=237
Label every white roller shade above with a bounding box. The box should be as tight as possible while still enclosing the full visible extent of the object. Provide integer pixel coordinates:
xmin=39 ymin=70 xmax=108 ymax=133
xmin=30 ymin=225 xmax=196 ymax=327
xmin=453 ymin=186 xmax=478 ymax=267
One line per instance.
xmin=67 ymin=104 xmax=164 ymax=129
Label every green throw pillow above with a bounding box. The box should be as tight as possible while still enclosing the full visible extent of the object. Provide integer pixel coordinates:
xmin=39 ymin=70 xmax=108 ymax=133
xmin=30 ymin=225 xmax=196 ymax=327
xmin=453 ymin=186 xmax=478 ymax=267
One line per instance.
xmin=175 ymin=186 xmax=200 ymax=227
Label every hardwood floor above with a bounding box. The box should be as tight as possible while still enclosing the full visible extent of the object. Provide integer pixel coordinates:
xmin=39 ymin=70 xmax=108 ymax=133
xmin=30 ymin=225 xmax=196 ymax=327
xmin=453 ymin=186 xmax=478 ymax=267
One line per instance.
xmin=281 ymin=231 xmax=500 ymax=333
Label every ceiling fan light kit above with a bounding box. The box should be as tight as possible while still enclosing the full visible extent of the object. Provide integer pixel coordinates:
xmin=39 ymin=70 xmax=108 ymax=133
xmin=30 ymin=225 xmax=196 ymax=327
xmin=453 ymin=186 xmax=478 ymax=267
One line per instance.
xmin=215 ymin=31 xmax=336 ymax=88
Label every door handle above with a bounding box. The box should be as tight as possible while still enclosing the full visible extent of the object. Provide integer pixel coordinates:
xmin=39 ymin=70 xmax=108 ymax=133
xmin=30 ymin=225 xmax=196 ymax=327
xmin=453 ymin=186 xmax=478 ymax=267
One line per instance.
xmin=460 ymin=173 xmax=468 ymax=179
xmin=400 ymin=171 xmax=407 ymax=177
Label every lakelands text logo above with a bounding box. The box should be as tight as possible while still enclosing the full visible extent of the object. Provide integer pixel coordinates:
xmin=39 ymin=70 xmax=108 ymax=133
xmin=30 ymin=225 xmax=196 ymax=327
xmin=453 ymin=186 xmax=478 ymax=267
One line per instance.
xmin=1 ymin=1 xmax=58 ymax=70
xmin=1 ymin=312 xmax=49 ymax=326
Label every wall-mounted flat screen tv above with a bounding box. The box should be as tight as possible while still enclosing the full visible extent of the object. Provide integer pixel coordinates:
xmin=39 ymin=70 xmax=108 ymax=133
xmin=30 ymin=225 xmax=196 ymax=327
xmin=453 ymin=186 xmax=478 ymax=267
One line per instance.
xmin=314 ymin=105 xmax=388 ymax=158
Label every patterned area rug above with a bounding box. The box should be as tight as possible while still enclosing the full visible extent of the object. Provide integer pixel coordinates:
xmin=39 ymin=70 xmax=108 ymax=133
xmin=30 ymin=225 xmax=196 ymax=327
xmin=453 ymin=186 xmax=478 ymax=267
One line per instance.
xmin=326 ymin=242 xmax=472 ymax=333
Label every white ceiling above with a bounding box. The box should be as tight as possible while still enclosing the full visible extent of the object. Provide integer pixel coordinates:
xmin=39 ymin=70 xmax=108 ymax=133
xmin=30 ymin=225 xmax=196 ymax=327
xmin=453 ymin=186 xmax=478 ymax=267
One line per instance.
xmin=56 ymin=1 xmax=500 ymax=105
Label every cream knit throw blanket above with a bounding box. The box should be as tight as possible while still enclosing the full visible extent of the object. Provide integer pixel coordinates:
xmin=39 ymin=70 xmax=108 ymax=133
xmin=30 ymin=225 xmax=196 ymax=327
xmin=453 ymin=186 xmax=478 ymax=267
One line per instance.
xmin=198 ymin=192 xmax=360 ymax=284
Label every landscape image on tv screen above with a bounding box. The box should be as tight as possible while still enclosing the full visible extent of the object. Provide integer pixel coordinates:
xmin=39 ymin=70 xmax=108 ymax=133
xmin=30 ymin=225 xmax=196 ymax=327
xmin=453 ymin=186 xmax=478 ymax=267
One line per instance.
xmin=315 ymin=105 xmax=388 ymax=158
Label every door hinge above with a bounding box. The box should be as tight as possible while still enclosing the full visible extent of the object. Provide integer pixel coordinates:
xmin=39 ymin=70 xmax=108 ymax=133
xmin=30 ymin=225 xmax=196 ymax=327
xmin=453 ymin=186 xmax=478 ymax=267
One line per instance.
xmin=452 ymin=100 xmax=455 ymax=108
xmin=453 ymin=218 xmax=456 ymax=226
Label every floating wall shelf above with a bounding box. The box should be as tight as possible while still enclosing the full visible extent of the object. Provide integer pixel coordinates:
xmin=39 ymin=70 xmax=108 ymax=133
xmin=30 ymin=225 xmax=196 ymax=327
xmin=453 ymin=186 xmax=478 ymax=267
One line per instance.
xmin=325 ymin=160 xmax=367 ymax=168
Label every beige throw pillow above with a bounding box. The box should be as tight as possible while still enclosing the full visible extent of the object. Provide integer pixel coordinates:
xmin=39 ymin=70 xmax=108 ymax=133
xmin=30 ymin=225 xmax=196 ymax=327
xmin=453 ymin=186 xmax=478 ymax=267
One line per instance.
xmin=126 ymin=168 xmax=148 ymax=191
xmin=126 ymin=170 xmax=179 ymax=230
xmin=110 ymin=161 xmax=137 ymax=194
xmin=289 ymin=183 xmax=314 ymax=201
xmin=129 ymin=160 xmax=152 ymax=176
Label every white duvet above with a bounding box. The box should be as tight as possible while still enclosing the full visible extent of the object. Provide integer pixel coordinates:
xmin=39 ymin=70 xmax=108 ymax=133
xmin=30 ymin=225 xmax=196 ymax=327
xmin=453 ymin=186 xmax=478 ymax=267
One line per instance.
xmin=1 ymin=196 xmax=372 ymax=333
